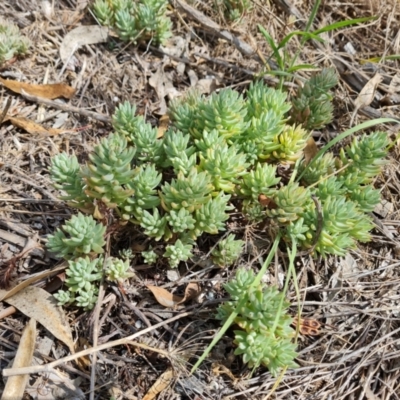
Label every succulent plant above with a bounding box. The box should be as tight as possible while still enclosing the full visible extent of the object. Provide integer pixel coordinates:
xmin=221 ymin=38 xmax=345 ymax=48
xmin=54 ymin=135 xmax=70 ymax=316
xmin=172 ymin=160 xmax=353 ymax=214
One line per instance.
xmin=164 ymin=239 xmax=193 ymax=268
xmin=339 ymin=131 xmax=389 ymax=181
xmin=0 ymin=17 xmax=30 ymax=64
xmin=64 ymin=257 xmax=103 ymax=292
xmin=246 ymin=81 xmax=291 ymax=121
xmin=199 ymin=141 xmax=249 ymax=193
xmin=160 ymin=169 xmax=214 ymax=213
xmin=290 ymin=68 xmax=338 ymax=130
xmin=267 ymin=183 xmax=311 ymax=224
xmin=142 ymin=248 xmax=158 ymax=264
xmin=105 ymin=257 xmax=131 ymax=282
xmin=47 ymin=214 xmax=106 ymax=259
xmin=192 ymin=193 xmax=232 ymax=237
xmin=240 ymin=164 xmax=280 ymax=201
xmin=166 ymin=208 xmax=196 ymax=233
xmin=80 ymin=133 xmax=136 ymax=209
xmin=189 ymin=89 xmax=249 ymax=141
xmin=139 ymin=208 xmax=170 ymax=241
xmin=93 ymin=0 xmax=172 ymax=45
xmin=74 ymin=282 xmax=99 ymax=311
xmin=48 ymin=77 xmax=391 ymax=315
xmin=50 ymin=153 xmax=92 ymax=211
xmin=272 ymin=124 xmax=310 ymax=163
xmin=211 ymin=234 xmax=244 ymax=267
xmin=53 ymin=289 xmax=75 ymax=306
xmin=122 ymin=164 xmax=162 ymax=220
xmin=299 ymin=153 xmax=336 ymax=185
xmin=217 ymin=268 xmax=297 ymax=376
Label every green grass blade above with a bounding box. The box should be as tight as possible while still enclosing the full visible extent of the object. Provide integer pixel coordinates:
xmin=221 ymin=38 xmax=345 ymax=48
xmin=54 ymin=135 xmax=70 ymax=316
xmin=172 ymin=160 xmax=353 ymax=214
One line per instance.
xmin=258 ymin=25 xmax=284 ymax=69
xmin=278 ymin=31 xmax=324 ymax=49
xmin=190 ymin=234 xmax=281 ymax=374
xmin=362 ymin=54 xmax=400 ymax=63
xmin=287 ymin=64 xmax=318 ymax=73
xmin=312 ymin=16 xmax=377 ymax=35
xmin=304 ymin=0 xmax=321 ymax=34
xmin=297 ymin=118 xmax=398 ymax=181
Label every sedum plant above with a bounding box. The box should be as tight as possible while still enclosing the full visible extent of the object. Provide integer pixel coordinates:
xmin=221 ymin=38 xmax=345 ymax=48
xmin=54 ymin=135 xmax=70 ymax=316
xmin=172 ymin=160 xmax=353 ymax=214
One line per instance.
xmin=142 ymin=248 xmax=158 ymax=264
xmin=92 ymin=0 xmax=172 ymax=45
xmin=216 ymin=268 xmax=298 ymax=376
xmin=212 ymin=234 xmax=244 ymax=267
xmin=290 ymin=68 xmax=338 ymax=130
xmin=53 ymin=252 xmax=133 ymax=310
xmin=214 ymin=0 xmax=253 ymax=21
xmin=0 ymin=17 xmax=30 ymax=64
xmin=49 ymin=72 xmax=390 ymax=262
xmin=47 ymin=214 xmax=106 ymax=259
xmin=47 ymin=69 xmax=392 ymax=379
xmin=54 ymin=257 xmax=103 ymax=311
xmin=48 ymin=70 xmax=390 ymax=318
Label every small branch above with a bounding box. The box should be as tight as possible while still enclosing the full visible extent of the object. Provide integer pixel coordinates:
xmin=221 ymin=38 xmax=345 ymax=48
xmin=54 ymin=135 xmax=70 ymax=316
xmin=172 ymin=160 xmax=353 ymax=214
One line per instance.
xmin=0 ymin=97 xmax=12 ymax=124
xmin=20 ymin=90 xmax=111 ymax=124
xmin=3 ymin=311 xmax=192 ymax=377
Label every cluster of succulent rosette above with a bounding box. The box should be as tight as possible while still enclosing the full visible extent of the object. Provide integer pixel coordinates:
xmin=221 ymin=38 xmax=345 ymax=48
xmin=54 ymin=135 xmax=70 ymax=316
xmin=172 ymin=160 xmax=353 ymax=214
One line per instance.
xmin=47 ymin=69 xmax=389 ymax=373
xmin=216 ymin=268 xmax=298 ymax=376
xmin=0 ymin=17 xmax=30 ymax=64
xmin=92 ymin=0 xmax=172 ymax=45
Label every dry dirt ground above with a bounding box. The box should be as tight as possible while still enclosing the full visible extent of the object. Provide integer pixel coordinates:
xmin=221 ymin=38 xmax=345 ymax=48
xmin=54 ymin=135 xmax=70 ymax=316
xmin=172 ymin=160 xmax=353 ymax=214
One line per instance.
xmin=1 ymin=0 xmax=400 ymax=399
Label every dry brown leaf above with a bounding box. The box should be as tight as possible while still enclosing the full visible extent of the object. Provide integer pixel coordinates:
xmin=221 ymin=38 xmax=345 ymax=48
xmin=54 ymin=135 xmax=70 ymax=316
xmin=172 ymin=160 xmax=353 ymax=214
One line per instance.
xmin=4 ymin=116 xmax=66 ymax=135
xmin=0 ymin=263 xmax=67 ymax=302
xmin=177 ymin=282 xmax=201 ymax=304
xmin=354 ymin=73 xmax=383 ymax=109
xmin=388 ymin=73 xmax=400 ymax=95
xmin=58 ymin=10 xmax=84 ymax=27
xmin=143 ymin=368 xmax=175 ymax=400
xmin=148 ymin=65 xmax=179 ymax=114
xmin=147 ymin=285 xmax=183 ymax=308
xmin=157 ymin=114 xmax=169 ymax=138
xmin=1 ymin=286 xmax=74 ymax=353
xmin=0 ymin=77 xmax=75 ymax=99
xmin=1 ymin=318 xmax=36 ymax=400
xmin=303 ymin=137 xmax=319 ymax=165
xmin=60 ymin=25 xmax=109 ymax=65
xmin=211 ymin=363 xmax=236 ymax=381
xmin=258 ymin=194 xmax=278 ymax=209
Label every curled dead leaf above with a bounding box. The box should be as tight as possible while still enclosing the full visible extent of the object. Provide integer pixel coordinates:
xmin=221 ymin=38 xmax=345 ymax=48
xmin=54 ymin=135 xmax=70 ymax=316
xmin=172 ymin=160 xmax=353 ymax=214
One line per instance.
xmin=143 ymin=368 xmax=175 ymax=400
xmin=177 ymin=282 xmax=201 ymax=304
xmin=258 ymin=194 xmax=278 ymax=209
xmin=0 ymin=77 xmax=75 ymax=99
xmin=147 ymin=285 xmax=183 ymax=308
xmin=157 ymin=114 xmax=169 ymax=138
xmin=3 ymin=115 xmax=66 ymax=135
xmin=354 ymin=73 xmax=383 ymax=109
xmin=303 ymin=137 xmax=319 ymax=165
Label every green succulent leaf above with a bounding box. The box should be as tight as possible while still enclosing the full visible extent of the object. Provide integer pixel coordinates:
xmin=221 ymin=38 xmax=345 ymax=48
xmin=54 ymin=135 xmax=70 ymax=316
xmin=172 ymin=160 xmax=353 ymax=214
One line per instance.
xmin=164 ymin=239 xmax=193 ymax=268
xmin=142 ymin=248 xmax=158 ymax=264
xmin=217 ymin=268 xmax=297 ymax=376
xmin=0 ymin=17 xmax=30 ymax=64
xmin=105 ymin=257 xmax=131 ymax=282
xmin=160 ymin=168 xmax=214 ymax=212
xmin=47 ymin=214 xmax=106 ymax=259
xmin=211 ymin=234 xmax=244 ymax=267
xmin=81 ymin=133 xmax=136 ymax=208
xmin=50 ymin=153 xmax=92 ymax=210
xmin=65 ymin=257 xmax=103 ymax=292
